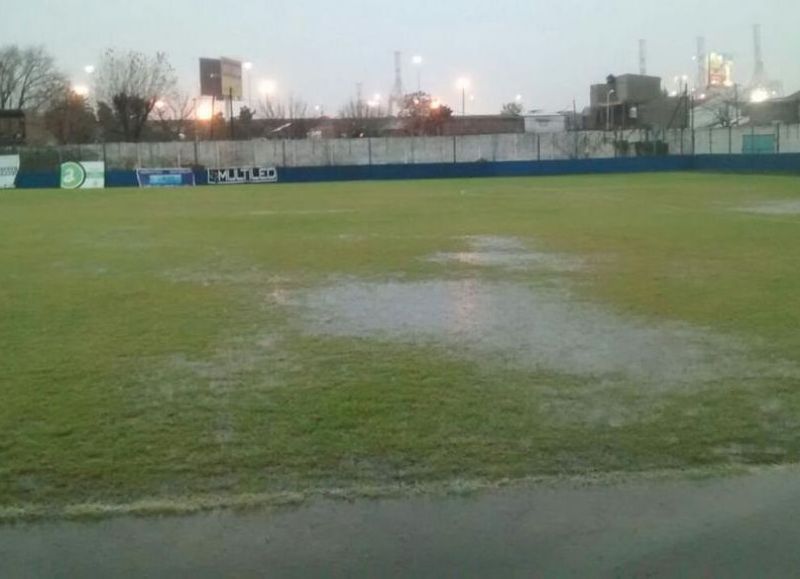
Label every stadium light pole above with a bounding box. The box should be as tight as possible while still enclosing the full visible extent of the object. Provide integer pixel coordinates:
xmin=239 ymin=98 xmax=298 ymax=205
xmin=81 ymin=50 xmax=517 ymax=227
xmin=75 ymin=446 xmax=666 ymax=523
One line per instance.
xmin=412 ymin=55 xmax=423 ymax=92
xmin=457 ymin=77 xmax=471 ymax=116
xmin=243 ymin=62 xmax=253 ymax=109
xmin=606 ymin=89 xmax=616 ymax=131
xmin=259 ymin=79 xmax=277 ymax=117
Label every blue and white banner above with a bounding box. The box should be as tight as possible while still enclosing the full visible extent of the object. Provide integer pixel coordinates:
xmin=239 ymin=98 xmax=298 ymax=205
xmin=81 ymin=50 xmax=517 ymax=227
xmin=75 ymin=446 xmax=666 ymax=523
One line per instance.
xmin=0 ymin=155 xmax=20 ymax=189
xmin=208 ymin=167 xmax=278 ymax=185
xmin=136 ymin=168 xmax=196 ymax=188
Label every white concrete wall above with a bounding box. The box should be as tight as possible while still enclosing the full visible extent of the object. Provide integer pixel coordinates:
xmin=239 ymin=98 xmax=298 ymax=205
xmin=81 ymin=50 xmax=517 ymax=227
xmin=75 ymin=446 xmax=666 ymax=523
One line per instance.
xmin=48 ymin=124 xmax=800 ymax=170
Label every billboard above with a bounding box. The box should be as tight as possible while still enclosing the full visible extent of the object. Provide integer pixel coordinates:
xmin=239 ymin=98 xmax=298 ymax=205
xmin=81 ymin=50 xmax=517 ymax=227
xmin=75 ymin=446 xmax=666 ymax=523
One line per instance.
xmin=61 ymin=161 xmax=105 ymax=189
xmin=221 ymin=58 xmax=243 ymax=100
xmin=200 ymin=57 xmax=243 ymax=99
xmin=208 ymin=167 xmax=278 ymax=185
xmin=0 ymin=155 xmax=19 ymax=188
xmin=200 ymin=58 xmax=223 ymax=98
xmin=708 ymin=53 xmax=734 ymax=88
xmin=136 ymin=168 xmax=196 ymax=188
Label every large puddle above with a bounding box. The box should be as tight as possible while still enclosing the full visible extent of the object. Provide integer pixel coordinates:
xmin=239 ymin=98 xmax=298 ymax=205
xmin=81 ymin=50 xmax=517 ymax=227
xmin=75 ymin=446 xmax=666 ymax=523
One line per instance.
xmin=735 ymin=201 xmax=800 ymax=216
xmin=427 ymin=236 xmax=584 ymax=272
xmin=295 ymin=279 xmax=775 ymax=388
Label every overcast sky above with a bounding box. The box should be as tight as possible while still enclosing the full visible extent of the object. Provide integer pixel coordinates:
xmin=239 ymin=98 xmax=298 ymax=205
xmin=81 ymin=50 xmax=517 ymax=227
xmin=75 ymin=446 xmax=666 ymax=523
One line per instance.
xmin=2 ymin=0 xmax=798 ymax=114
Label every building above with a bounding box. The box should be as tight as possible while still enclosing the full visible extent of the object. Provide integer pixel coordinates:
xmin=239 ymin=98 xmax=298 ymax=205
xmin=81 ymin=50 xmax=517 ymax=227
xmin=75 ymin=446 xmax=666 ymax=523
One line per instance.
xmin=524 ymin=113 xmax=568 ymax=133
xmin=0 ymin=110 xmax=26 ymax=145
xmin=745 ymin=91 xmax=800 ymax=126
xmin=585 ymin=74 xmax=689 ymax=131
xmin=441 ymin=115 xmax=524 ymax=136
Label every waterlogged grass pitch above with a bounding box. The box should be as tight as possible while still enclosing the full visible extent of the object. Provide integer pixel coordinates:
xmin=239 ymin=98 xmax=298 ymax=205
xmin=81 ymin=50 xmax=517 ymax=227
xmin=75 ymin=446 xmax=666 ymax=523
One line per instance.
xmin=2 ymin=172 xmax=800 ymax=516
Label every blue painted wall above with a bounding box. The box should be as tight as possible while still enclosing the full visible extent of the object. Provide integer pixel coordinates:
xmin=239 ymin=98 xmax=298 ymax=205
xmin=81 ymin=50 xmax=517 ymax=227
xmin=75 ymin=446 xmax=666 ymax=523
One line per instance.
xmin=11 ymin=154 xmax=798 ymax=190
xmin=694 ymin=153 xmax=800 ymax=173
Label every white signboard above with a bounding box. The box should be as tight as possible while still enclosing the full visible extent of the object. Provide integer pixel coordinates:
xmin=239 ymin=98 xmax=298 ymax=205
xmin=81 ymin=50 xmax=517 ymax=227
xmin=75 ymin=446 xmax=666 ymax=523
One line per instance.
xmin=0 ymin=155 xmax=20 ymax=189
xmin=208 ymin=167 xmax=278 ymax=185
xmin=61 ymin=161 xmax=105 ymax=189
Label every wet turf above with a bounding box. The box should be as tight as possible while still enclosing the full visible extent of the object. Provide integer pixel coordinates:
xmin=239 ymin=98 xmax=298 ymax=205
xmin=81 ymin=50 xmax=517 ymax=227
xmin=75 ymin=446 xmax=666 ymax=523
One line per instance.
xmin=2 ymin=173 xmax=800 ymax=518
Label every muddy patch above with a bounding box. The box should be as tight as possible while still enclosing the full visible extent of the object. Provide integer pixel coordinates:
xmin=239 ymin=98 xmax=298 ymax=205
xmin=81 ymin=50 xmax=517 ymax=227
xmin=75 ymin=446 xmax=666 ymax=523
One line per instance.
xmin=428 ymin=236 xmax=584 ymax=272
xmin=294 ymin=279 xmax=793 ymax=389
xmin=734 ymin=201 xmax=800 ymax=216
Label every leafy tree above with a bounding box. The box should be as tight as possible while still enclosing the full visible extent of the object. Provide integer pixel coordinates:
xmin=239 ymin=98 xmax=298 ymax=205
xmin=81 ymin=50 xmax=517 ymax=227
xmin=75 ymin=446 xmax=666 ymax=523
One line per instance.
xmin=237 ymin=106 xmax=256 ymax=139
xmin=95 ymin=49 xmax=177 ymax=141
xmin=0 ymin=45 xmax=67 ymax=111
xmin=398 ymin=92 xmax=453 ymax=136
xmin=501 ymin=102 xmax=524 ymax=117
xmin=44 ymin=90 xmax=97 ymax=144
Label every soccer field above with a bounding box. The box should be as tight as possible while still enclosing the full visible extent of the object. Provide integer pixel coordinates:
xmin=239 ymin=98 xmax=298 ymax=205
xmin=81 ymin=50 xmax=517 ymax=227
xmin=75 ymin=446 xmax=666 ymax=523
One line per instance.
xmin=2 ymin=172 xmax=800 ymax=519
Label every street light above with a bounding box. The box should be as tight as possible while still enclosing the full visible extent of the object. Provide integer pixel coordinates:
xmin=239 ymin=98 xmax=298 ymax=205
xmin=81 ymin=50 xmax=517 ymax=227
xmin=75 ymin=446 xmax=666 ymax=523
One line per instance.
xmin=259 ymin=79 xmax=277 ymax=117
xmin=412 ymin=55 xmax=423 ymax=92
xmin=259 ymin=79 xmax=277 ymax=96
xmin=196 ymin=99 xmax=214 ymax=121
xmin=84 ymin=65 xmax=95 ymax=75
xmin=243 ymin=62 xmax=253 ymax=108
xmin=606 ymin=89 xmax=616 ymax=131
xmin=72 ymin=85 xmax=89 ymax=97
xmin=456 ymin=77 xmax=471 ymax=116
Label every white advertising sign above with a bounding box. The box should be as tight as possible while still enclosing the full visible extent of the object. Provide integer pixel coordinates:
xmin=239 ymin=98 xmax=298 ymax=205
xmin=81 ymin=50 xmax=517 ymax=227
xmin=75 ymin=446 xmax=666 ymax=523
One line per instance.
xmin=0 ymin=155 xmax=20 ymax=189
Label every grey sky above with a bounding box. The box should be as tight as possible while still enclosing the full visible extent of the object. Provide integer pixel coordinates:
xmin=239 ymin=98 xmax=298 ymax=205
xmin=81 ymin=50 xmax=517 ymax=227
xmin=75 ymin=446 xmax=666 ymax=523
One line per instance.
xmin=2 ymin=0 xmax=798 ymax=114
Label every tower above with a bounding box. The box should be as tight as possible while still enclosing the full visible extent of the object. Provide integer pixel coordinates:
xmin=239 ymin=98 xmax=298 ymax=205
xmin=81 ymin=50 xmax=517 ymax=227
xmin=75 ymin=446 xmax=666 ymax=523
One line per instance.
xmin=696 ymin=36 xmax=707 ymax=90
xmin=639 ymin=39 xmax=647 ymax=76
xmin=752 ymin=24 xmax=766 ymax=87
xmin=389 ymin=50 xmax=404 ymax=116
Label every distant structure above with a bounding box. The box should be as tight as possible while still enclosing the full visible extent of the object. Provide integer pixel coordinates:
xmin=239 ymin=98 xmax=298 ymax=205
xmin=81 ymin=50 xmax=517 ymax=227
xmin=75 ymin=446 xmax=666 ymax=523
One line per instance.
xmin=389 ymin=51 xmax=404 ymax=116
xmin=748 ymin=24 xmax=783 ymax=102
xmin=751 ymin=24 xmax=767 ymax=88
xmin=696 ymin=37 xmax=707 ymax=91
xmin=585 ymin=74 xmax=689 ymax=132
xmin=639 ymin=39 xmax=647 ymax=76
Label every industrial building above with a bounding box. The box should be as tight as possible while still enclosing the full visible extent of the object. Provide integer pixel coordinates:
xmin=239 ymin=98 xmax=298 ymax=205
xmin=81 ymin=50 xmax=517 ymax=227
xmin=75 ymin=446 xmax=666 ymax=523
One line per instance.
xmin=584 ymin=74 xmax=689 ymax=132
xmin=745 ymin=91 xmax=800 ymax=126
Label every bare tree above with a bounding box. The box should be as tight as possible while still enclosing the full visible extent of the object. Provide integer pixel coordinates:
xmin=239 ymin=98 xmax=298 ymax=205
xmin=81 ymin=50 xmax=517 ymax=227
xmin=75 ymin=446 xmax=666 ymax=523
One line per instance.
xmin=259 ymin=95 xmax=309 ymax=120
xmin=153 ymin=92 xmax=196 ymax=140
xmin=339 ymin=98 xmax=385 ymax=120
xmin=0 ymin=45 xmax=67 ymax=111
xmin=95 ymin=49 xmax=177 ymax=141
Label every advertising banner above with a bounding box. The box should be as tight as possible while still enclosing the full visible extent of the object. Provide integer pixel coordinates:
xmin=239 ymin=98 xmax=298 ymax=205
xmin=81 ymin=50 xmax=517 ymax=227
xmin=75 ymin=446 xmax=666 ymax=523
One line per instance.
xmin=220 ymin=57 xmax=243 ymax=100
xmin=136 ymin=168 xmax=196 ymax=188
xmin=208 ymin=167 xmax=278 ymax=185
xmin=0 ymin=155 xmax=20 ymax=189
xmin=200 ymin=58 xmax=223 ymax=99
xmin=61 ymin=161 xmax=105 ymax=189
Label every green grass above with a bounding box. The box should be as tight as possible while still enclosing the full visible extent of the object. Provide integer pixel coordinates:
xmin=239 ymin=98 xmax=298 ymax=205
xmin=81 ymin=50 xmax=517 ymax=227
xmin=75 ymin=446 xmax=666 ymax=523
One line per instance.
xmin=2 ymin=172 xmax=800 ymax=518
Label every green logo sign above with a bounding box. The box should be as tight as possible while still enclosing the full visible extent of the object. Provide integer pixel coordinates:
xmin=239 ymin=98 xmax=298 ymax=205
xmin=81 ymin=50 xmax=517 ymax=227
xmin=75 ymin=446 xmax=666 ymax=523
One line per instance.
xmin=61 ymin=162 xmax=86 ymax=189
